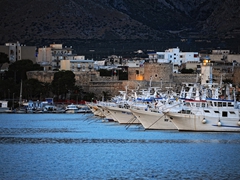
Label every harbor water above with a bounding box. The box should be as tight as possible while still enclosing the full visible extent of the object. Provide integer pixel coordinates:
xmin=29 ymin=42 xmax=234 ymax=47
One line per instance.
xmin=0 ymin=113 xmax=240 ymax=180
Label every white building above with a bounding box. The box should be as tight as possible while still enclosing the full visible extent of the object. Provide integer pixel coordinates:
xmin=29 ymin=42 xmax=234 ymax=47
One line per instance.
xmin=149 ymin=47 xmax=200 ymax=73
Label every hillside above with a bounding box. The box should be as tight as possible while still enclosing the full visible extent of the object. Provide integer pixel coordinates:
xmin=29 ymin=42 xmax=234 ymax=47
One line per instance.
xmin=0 ymin=0 xmax=239 ymax=53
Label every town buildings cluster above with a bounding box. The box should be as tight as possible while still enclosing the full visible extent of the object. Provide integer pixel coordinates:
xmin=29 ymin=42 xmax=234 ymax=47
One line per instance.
xmin=1 ymin=41 xmax=240 ymax=97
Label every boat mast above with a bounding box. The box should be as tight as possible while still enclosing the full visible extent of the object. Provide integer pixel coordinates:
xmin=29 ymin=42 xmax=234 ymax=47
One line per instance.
xmin=19 ymin=79 xmax=22 ymax=107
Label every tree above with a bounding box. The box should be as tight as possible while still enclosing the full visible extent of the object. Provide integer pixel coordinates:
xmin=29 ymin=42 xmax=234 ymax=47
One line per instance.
xmin=24 ymin=79 xmax=44 ymax=100
xmin=0 ymin=78 xmax=17 ymax=100
xmin=51 ymin=71 xmax=76 ymax=100
xmin=0 ymin=52 xmax=9 ymax=70
xmin=70 ymin=85 xmax=84 ymax=103
xmin=6 ymin=59 xmax=43 ymax=83
xmin=83 ymin=92 xmax=96 ymax=102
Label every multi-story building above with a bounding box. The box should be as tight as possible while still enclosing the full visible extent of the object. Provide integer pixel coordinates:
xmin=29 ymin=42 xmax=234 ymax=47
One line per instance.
xmin=200 ymin=49 xmax=240 ymax=64
xmin=60 ymin=57 xmax=94 ymax=72
xmin=148 ymin=47 xmax=200 ymax=73
xmin=0 ymin=41 xmax=36 ymax=70
xmin=37 ymin=43 xmax=74 ymax=70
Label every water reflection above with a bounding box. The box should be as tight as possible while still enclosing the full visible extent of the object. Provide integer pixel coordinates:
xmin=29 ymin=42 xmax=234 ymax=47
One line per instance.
xmin=1 ymin=136 xmax=240 ymax=144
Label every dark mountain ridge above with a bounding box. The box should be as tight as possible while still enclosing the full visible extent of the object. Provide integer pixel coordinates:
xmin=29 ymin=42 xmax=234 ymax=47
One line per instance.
xmin=0 ymin=0 xmax=239 ymax=53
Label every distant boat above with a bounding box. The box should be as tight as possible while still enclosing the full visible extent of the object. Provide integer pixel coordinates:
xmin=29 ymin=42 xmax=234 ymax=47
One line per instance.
xmin=0 ymin=100 xmax=9 ymax=113
xmin=65 ymin=104 xmax=79 ymax=113
xmin=76 ymin=105 xmax=92 ymax=113
xmin=15 ymin=108 xmax=27 ymax=114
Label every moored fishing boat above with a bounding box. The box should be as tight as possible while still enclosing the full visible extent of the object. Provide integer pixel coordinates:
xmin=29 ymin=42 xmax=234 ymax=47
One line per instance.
xmin=167 ymin=97 xmax=240 ymax=132
xmin=106 ymin=105 xmax=139 ymax=124
xmin=130 ymin=108 xmax=177 ymax=130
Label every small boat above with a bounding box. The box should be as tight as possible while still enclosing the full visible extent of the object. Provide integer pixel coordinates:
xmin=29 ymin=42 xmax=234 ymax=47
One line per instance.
xmin=65 ymin=104 xmax=79 ymax=113
xmin=76 ymin=105 xmax=92 ymax=113
xmin=0 ymin=100 xmax=9 ymax=113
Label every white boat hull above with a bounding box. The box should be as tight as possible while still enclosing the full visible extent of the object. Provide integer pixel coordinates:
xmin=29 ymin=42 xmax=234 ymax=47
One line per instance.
xmin=130 ymin=108 xmax=177 ymax=130
xmin=100 ymin=106 xmax=115 ymax=121
xmin=167 ymin=112 xmax=240 ymax=132
xmin=106 ymin=106 xmax=140 ymax=124
xmin=65 ymin=109 xmax=78 ymax=113
xmin=86 ymin=104 xmax=104 ymax=117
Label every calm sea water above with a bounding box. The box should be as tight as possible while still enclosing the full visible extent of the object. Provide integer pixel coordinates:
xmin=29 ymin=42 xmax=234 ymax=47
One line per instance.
xmin=0 ymin=113 xmax=240 ymax=180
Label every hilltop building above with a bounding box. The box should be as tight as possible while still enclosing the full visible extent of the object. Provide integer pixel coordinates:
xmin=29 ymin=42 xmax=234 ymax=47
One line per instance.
xmin=37 ymin=43 xmax=75 ymax=70
xmin=148 ymin=47 xmax=200 ymax=73
xmin=201 ymin=49 xmax=240 ymax=64
xmin=60 ymin=58 xmax=94 ymax=72
xmin=0 ymin=41 xmax=36 ymax=71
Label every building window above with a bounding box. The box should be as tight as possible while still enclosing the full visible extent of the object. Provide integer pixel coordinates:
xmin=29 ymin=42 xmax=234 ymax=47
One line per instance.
xmin=158 ymin=54 xmax=164 ymax=59
xmin=136 ymin=70 xmax=139 ymax=75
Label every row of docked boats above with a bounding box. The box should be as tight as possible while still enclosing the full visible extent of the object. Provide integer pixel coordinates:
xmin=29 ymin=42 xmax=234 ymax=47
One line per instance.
xmin=0 ymin=102 xmax=92 ymax=114
xmin=86 ymin=81 xmax=240 ymax=132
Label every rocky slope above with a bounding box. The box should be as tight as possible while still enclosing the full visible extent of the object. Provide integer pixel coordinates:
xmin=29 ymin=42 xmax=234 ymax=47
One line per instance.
xmin=0 ymin=0 xmax=239 ymax=44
